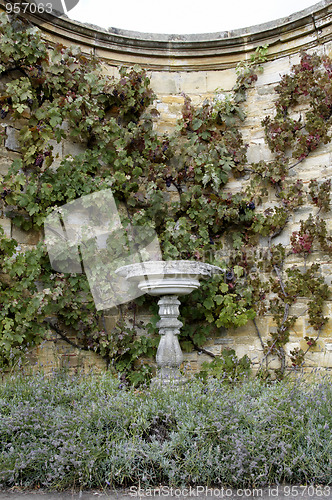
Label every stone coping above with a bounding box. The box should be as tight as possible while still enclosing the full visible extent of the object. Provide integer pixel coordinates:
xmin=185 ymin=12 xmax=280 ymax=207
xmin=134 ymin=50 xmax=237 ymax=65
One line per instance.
xmin=106 ymin=1 xmax=330 ymax=42
xmin=1 ymin=0 xmax=332 ymax=70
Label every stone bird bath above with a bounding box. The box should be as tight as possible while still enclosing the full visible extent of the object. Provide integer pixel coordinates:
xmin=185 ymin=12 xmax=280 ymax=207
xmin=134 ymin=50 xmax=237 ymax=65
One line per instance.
xmin=116 ymin=260 xmax=222 ymax=386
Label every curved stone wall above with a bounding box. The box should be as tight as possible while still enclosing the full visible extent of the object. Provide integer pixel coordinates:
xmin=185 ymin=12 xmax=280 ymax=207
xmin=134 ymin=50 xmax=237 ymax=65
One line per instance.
xmin=1 ymin=0 xmax=332 ymax=374
xmin=5 ymin=0 xmax=332 ymax=70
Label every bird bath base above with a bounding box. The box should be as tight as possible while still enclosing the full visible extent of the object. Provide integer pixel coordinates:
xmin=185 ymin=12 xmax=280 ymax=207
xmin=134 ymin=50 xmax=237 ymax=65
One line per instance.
xmin=151 ymin=295 xmax=187 ymax=386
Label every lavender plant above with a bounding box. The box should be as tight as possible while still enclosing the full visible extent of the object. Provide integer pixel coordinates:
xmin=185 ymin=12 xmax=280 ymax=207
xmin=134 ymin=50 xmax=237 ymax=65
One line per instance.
xmin=0 ymin=371 xmax=330 ymax=489
xmin=1 ymin=13 xmax=332 ymax=381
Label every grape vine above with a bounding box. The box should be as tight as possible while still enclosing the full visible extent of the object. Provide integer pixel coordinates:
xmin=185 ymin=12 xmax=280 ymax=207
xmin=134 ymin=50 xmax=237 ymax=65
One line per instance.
xmin=0 ymin=12 xmax=332 ymax=383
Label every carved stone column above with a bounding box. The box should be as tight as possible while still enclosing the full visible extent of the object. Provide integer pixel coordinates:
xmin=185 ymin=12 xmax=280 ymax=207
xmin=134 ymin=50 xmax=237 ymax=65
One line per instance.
xmin=152 ymin=295 xmax=187 ymax=386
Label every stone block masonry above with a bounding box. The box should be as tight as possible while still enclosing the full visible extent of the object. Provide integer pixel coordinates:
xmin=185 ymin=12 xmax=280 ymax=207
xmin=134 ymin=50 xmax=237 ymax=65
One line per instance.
xmin=1 ymin=1 xmax=332 ymax=375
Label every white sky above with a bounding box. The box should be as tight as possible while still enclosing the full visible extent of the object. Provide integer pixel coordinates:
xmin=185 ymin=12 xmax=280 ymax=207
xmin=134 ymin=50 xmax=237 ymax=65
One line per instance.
xmin=68 ymin=0 xmax=320 ymax=34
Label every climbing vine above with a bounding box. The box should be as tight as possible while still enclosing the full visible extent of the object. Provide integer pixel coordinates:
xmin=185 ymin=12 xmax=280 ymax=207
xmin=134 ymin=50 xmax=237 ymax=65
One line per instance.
xmin=0 ymin=11 xmax=332 ymax=382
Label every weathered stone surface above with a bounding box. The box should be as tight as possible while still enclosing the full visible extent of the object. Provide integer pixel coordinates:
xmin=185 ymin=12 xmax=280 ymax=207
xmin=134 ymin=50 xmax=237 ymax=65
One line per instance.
xmin=27 ymin=339 xmax=107 ymax=374
xmin=161 ymin=95 xmax=184 ymax=105
xmin=47 ymin=139 xmax=63 ymax=170
xmin=206 ymin=69 xmax=236 ymax=92
xmin=246 ymin=140 xmax=274 ymax=163
xmin=179 ymin=72 xmax=207 ymax=94
xmin=150 ymin=72 xmax=180 ymax=94
xmin=292 ymin=318 xmax=305 ymax=338
xmin=5 ymin=126 xmax=20 ymax=152
xmin=0 ymin=147 xmax=21 ymax=161
xmin=214 ymin=337 xmax=234 ymax=345
xmin=103 ymin=314 xmax=119 ymax=332
xmin=0 ymin=124 xmax=6 ymax=147
xmin=63 ymin=140 xmax=85 ymax=158
xmin=0 ymin=158 xmax=10 ymax=175
xmin=11 ymin=226 xmax=41 ymax=245
xmin=0 ymin=218 xmax=11 ymax=237
xmin=256 ymin=57 xmax=291 ymax=86
xmin=155 ymin=101 xmax=180 ymax=122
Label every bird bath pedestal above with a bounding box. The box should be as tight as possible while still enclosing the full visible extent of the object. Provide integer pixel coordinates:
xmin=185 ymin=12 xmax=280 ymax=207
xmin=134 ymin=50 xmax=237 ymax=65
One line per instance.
xmin=116 ymin=261 xmax=222 ymax=386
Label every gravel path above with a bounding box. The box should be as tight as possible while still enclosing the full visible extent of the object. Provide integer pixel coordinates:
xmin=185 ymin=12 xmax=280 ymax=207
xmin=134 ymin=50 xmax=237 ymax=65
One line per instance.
xmin=0 ymin=485 xmax=331 ymax=500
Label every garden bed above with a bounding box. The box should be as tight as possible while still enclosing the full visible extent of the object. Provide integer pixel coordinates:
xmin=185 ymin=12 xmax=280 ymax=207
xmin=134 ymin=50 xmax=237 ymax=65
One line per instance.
xmin=0 ymin=370 xmax=330 ymax=490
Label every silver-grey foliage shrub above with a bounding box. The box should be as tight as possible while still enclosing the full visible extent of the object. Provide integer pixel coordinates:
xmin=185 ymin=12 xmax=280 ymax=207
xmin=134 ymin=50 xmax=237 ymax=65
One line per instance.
xmin=0 ymin=371 xmax=331 ymax=489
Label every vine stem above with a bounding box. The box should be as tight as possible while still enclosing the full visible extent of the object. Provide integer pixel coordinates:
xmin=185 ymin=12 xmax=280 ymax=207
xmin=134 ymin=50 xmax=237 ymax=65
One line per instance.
xmin=253 ymin=317 xmax=269 ymax=371
xmin=257 ymin=247 xmax=290 ymax=374
xmin=288 ymin=154 xmax=309 ymax=170
xmin=253 ymin=318 xmax=265 ymax=350
xmin=185 ymin=328 xmax=216 ymax=358
xmin=192 ymin=343 xmax=216 ymax=358
xmin=302 ymin=326 xmax=323 ymax=358
xmin=43 ymin=320 xmax=94 ymax=353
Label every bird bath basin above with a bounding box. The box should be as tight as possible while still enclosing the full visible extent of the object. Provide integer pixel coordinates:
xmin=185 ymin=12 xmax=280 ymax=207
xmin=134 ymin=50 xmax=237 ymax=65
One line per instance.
xmin=116 ymin=260 xmax=222 ymax=386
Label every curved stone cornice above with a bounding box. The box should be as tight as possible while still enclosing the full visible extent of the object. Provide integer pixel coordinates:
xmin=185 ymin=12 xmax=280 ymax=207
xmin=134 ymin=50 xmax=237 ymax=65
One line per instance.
xmin=1 ymin=1 xmax=332 ymax=69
